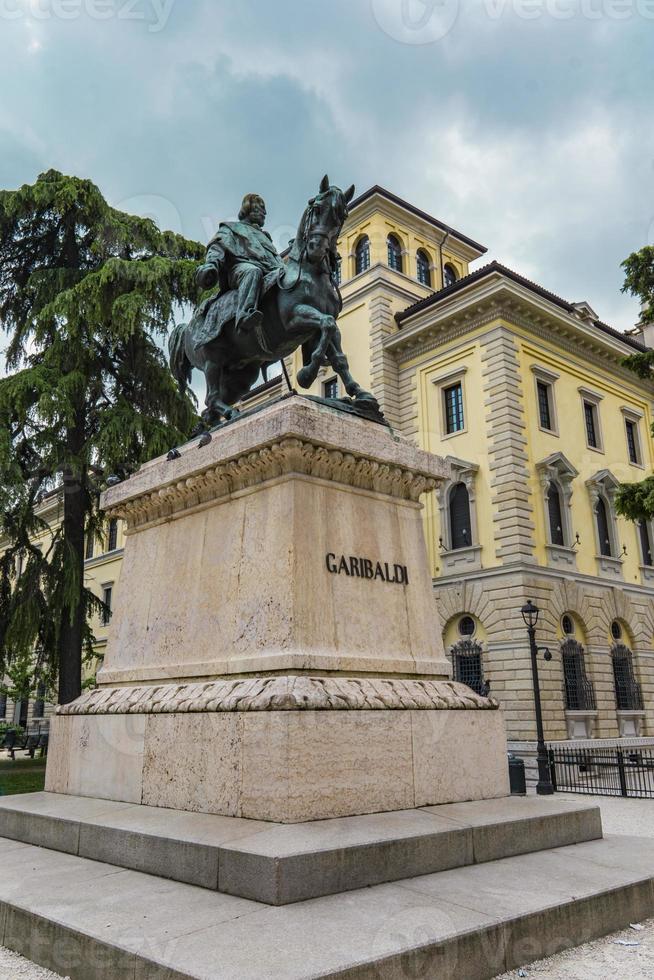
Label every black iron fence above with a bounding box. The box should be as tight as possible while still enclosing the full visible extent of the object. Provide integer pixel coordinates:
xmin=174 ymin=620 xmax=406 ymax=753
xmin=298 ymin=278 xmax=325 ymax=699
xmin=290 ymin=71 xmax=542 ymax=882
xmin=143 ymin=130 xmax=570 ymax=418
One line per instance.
xmin=549 ymin=745 xmax=654 ymax=799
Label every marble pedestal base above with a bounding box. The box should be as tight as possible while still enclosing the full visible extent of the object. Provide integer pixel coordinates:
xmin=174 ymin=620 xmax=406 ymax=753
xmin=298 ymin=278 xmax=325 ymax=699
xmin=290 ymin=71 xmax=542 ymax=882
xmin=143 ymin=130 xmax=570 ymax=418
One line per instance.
xmin=47 ymin=678 xmax=508 ymax=823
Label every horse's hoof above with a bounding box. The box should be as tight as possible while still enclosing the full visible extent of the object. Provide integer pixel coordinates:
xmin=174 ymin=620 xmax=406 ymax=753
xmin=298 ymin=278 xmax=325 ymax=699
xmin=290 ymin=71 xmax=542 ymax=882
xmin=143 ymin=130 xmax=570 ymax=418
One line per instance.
xmin=223 ymin=407 xmax=240 ymax=421
xmin=296 ymin=366 xmax=313 ymax=389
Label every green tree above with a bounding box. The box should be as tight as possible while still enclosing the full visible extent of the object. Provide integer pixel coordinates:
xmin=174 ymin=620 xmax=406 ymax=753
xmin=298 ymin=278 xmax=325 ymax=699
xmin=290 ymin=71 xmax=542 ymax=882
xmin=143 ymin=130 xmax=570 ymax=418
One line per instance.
xmin=616 ymin=245 xmax=654 ymax=522
xmin=0 ymin=170 xmax=203 ymax=705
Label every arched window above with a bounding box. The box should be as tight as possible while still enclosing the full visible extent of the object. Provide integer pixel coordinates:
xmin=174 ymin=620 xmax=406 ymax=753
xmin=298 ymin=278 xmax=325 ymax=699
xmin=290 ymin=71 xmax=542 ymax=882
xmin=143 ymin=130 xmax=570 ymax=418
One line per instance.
xmin=611 ymin=644 xmax=643 ymax=710
xmin=354 ymin=236 xmax=370 ymax=275
xmin=443 ymin=263 xmax=458 ymax=288
xmin=416 ymin=249 xmax=431 ymax=287
xmin=560 ymin=638 xmax=596 ymax=711
xmin=450 ymin=639 xmax=488 ymax=697
xmin=547 ymin=481 xmax=565 ymax=546
xmin=449 ymin=482 xmax=472 ymax=550
xmin=596 ymin=497 xmax=612 ymax=557
xmin=387 ymin=234 xmax=403 ymax=273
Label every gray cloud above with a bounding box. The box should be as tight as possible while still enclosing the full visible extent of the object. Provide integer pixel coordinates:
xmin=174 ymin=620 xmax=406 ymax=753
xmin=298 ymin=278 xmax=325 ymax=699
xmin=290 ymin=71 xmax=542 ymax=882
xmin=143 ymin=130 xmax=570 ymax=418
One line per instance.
xmin=0 ymin=0 xmax=652 ymax=352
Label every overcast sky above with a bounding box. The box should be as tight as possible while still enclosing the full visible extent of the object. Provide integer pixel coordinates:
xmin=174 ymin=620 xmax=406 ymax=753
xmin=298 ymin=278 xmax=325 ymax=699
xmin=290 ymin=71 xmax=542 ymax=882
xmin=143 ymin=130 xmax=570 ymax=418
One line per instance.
xmin=1 ymin=0 xmax=653 ymax=352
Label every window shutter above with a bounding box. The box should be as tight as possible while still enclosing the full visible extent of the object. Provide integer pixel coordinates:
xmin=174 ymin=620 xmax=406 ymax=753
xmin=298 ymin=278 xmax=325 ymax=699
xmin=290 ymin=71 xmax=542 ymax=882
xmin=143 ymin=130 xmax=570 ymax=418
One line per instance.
xmin=449 ymin=483 xmax=471 ymax=550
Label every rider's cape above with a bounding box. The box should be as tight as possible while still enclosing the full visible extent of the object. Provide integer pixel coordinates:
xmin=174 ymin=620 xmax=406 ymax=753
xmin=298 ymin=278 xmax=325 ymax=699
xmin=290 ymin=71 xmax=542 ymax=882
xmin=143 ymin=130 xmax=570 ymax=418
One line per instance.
xmin=190 ymin=221 xmax=284 ymax=351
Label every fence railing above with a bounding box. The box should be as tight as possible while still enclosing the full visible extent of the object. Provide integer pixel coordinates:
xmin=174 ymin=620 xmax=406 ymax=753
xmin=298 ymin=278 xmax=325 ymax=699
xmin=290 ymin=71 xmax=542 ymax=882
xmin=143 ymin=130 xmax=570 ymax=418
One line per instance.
xmin=548 ymin=745 xmax=654 ymax=799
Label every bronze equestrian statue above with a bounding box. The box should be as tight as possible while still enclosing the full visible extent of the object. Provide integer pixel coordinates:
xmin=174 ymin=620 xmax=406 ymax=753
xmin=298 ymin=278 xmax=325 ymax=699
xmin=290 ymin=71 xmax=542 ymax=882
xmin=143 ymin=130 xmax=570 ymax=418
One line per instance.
xmin=168 ymin=176 xmax=381 ymax=427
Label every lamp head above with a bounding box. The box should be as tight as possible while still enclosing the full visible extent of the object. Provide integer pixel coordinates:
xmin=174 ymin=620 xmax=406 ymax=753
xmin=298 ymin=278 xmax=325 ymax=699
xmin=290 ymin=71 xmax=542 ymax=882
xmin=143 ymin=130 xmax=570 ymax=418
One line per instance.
xmin=521 ymin=599 xmax=539 ymax=629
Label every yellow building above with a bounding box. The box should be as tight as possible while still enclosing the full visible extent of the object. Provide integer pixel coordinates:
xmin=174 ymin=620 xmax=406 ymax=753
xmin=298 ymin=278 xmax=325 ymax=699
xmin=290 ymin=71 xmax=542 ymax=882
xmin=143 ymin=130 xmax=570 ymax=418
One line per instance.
xmin=4 ymin=185 xmax=654 ymax=758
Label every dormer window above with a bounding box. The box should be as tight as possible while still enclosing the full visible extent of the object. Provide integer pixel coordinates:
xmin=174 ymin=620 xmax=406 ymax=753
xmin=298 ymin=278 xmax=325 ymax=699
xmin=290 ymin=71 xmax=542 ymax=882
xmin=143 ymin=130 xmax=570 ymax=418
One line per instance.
xmin=416 ymin=249 xmax=431 ymax=287
xmin=387 ymin=234 xmax=403 ymax=273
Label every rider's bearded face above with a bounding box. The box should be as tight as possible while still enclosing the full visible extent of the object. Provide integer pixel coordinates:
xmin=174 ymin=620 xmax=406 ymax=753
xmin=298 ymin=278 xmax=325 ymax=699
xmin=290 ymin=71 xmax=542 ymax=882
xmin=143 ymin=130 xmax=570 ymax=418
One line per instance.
xmin=248 ymin=198 xmax=266 ymax=227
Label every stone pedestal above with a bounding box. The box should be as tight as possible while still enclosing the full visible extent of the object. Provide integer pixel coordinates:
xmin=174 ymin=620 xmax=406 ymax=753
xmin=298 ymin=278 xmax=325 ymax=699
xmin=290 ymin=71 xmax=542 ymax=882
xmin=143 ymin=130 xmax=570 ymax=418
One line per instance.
xmin=46 ymin=396 xmax=509 ymax=821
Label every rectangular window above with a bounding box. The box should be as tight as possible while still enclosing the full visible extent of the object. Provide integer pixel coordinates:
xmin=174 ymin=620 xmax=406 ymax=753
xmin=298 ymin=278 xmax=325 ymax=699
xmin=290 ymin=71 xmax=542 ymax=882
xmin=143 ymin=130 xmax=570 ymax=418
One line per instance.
xmin=102 ymin=585 xmax=113 ymax=626
xmin=85 ymin=533 xmax=94 ymax=560
xmin=444 ymin=383 xmax=465 ymax=434
xmin=0 ymin=692 xmax=6 ymax=719
xmin=625 ymin=419 xmax=640 ymax=465
xmin=584 ymin=401 xmax=598 ymax=448
xmin=107 ymin=518 xmax=118 ymax=552
xmin=323 ymin=377 xmax=339 ymax=400
xmin=537 ymin=381 xmax=553 ymax=431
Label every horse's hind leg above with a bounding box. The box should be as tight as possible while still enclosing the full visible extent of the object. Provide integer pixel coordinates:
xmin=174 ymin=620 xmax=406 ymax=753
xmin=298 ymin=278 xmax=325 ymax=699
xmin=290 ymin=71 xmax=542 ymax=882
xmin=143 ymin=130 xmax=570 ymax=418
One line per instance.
xmin=325 ymin=328 xmax=377 ymax=404
xmin=203 ymin=362 xmax=240 ymax=425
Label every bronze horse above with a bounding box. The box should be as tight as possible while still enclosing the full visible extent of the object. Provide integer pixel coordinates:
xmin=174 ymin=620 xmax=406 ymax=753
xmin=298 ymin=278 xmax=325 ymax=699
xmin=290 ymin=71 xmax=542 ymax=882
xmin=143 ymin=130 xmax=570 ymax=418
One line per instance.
xmin=168 ymin=176 xmax=380 ymax=426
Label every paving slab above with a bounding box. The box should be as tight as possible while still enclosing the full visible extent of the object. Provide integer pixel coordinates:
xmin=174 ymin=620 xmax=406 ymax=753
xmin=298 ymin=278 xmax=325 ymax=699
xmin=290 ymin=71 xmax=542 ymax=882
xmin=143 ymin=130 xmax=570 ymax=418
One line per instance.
xmin=0 ymin=793 xmax=602 ymax=905
xmin=0 ymin=833 xmax=653 ymax=979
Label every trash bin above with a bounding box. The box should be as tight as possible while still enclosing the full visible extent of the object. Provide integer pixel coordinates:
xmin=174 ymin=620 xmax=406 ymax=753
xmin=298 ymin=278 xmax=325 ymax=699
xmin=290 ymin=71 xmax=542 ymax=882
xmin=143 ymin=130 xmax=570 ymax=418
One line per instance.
xmin=508 ymin=754 xmax=526 ymax=796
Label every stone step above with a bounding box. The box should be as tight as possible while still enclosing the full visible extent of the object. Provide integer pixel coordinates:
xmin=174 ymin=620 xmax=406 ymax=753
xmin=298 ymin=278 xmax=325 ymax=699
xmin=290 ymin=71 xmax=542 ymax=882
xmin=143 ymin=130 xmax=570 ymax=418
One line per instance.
xmin=0 ymin=793 xmax=601 ymax=905
xmin=1 ymin=832 xmax=653 ymax=979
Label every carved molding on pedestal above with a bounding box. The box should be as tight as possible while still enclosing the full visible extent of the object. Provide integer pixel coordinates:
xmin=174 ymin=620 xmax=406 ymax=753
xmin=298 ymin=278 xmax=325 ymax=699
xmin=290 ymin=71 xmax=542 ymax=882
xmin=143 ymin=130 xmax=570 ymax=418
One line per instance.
xmin=107 ymin=438 xmax=439 ymax=530
xmin=58 ymin=675 xmax=499 ymax=715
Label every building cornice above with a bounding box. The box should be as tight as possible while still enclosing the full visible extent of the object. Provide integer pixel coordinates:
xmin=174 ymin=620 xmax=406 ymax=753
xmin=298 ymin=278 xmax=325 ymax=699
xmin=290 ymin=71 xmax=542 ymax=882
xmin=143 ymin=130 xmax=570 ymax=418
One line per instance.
xmin=385 ymin=282 xmax=654 ymax=393
xmin=344 ymin=186 xmax=487 ymax=259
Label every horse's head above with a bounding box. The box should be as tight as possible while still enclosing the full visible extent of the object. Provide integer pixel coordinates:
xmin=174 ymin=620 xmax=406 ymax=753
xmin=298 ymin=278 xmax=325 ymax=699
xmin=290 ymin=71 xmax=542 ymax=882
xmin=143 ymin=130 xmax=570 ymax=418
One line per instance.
xmin=296 ymin=175 xmax=355 ymax=268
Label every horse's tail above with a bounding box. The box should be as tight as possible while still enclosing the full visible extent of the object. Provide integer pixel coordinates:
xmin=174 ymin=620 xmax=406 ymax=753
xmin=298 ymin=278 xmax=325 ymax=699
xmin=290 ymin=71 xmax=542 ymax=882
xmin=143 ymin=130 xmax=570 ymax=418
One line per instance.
xmin=169 ymin=323 xmax=192 ymax=395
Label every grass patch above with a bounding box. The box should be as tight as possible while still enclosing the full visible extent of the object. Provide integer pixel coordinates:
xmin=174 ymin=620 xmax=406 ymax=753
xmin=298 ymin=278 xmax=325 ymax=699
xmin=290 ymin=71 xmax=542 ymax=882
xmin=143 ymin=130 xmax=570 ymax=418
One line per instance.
xmin=0 ymin=756 xmax=46 ymax=795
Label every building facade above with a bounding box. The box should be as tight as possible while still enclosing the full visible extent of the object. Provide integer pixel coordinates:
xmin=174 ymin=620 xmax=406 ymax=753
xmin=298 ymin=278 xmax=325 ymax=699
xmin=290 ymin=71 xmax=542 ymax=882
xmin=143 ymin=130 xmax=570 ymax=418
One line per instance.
xmin=4 ymin=185 xmax=653 ymax=753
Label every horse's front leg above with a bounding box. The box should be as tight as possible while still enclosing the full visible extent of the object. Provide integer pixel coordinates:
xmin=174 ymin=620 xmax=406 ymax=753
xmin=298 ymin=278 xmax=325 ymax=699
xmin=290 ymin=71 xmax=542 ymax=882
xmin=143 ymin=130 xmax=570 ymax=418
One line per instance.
xmin=288 ymin=304 xmax=336 ymax=389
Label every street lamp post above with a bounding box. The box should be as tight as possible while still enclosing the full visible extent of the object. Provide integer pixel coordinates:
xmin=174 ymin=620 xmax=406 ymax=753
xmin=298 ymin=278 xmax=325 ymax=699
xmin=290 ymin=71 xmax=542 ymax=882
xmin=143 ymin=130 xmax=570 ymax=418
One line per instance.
xmin=521 ymin=599 xmax=554 ymax=796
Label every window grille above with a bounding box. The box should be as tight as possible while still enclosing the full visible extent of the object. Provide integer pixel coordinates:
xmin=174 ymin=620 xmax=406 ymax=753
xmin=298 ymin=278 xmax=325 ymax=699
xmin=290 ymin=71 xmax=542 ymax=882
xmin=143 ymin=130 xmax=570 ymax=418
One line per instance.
xmin=444 ymin=383 xmax=464 ymax=434
xmin=443 ymin=264 xmax=457 ymax=288
xmin=560 ymin=638 xmax=596 ymax=711
xmin=547 ymin=482 xmax=565 ymax=546
xmin=537 ymin=381 xmax=552 ymax=430
xmin=639 ymin=522 xmax=653 ymax=567
xmin=416 ymin=250 xmax=431 ymax=287
xmin=449 ymin=483 xmax=472 ymax=550
xmin=626 ymin=420 xmax=639 ymax=464
xmin=595 ymin=497 xmax=612 ymax=557
xmin=584 ymin=402 xmax=598 ymax=447
xmin=611 ymin=644 xmax=644 ymax=711
xmin=387 ymin=235 xmax=403 ymax=273
xmin=107 ymin=518 xmax=118 ymax=552
xmin=355 ymin=236 xmax=370 ymax=275
xmin=450 ymin=639 xmax=487 ymax=696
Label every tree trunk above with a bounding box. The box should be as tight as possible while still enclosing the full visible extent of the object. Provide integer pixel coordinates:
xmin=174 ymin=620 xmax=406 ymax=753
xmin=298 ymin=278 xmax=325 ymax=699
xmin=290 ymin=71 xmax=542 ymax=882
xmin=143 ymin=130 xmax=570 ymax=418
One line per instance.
xmin=57 ymin=418 xmax=88 ymax=705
